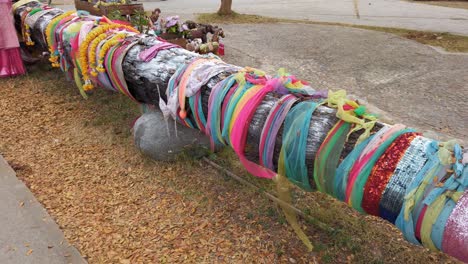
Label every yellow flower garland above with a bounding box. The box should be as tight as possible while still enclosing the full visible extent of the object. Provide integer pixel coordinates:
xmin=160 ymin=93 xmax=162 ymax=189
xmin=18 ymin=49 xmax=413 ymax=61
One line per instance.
xmin=24 ymin=24 xmax=35 ymax=46
xmin=88 ymin=33 xmax=108 ymax=77
xmin=96 ymin=32 xmax=127 ymax=73
xmin=92 ymin=0 xmax=126 ymax=8
xmin=45 ymin=10 xmax=76 ymax=67
xmin=80 ymin=25 xmax=116 ymax=90
xmin=79 ymin=24 xmax=138 ymax=91
xmin=20 ymin=9 xmax=35 ymax=47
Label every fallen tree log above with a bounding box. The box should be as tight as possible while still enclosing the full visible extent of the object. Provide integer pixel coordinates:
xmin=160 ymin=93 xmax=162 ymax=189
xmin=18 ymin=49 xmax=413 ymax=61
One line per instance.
xmin=13 ymin=1 xmax=468 ymax=262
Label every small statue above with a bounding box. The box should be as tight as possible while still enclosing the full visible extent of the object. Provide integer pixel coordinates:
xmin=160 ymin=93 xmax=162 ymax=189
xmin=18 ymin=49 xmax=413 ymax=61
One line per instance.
xmin=199 ymin=42 xmax=220 ymax=55
xmin=183 ymin=20 xmax=198 ymax=30
xmin=186 ymin=38 xmax=202 ymax=53
xmin=186 ymin=24 xmax=215 ymax=44
xmin=211 ymin=27 xmax=225 ymax=43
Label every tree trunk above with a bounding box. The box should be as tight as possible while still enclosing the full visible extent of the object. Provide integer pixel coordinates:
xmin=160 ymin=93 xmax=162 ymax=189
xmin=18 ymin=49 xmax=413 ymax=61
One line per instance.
xmin=14 ymin=1 xmax=385 ymax=189
xmin=353 ymin=0 xmax=360 ymax=19
xmin=218 ymin=0 xmax=233 ymax=15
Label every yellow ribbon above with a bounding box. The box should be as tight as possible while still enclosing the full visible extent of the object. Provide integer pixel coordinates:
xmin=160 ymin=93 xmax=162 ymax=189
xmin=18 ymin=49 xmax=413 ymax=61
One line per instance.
xmin=275 ymin=150 xmax=314 ymax=252
xmin=12 ymin=0 xmax=38 ymax=12
xmin=73 ymin=68 xmax=88 ymax=99
xmin=404 ymin=165 xmax=439 ymax=221
xmin=438 ymin=140 xmax=459 ymax=166
xmin=420 ymin=190 xmax=462 ymax=250
xmin=325 ymin=90 xmax=377 ymax=145
xmin=403 ymin=141 xmax=459 ymax=221
xmin=233 ymin=67 xmax=266 ymax=89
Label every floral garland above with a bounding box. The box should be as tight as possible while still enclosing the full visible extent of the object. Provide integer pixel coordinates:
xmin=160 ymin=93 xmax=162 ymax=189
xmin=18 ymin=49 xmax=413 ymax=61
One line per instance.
xmin=92 ymin=0 xmax=127 ymax=8
xmin=25 ymin=8 xmax=60 ymax=47
xmin=24 ymin=24 xmax=35 ymax=46
xmin=21 ymin=9 xmax=35 ymax=46
xmin=45 ymin=10 xmax=76 ymax=67
xmin=88 ymin=33 xmax=108 ymax=77
xmin=79 ymin=25 xmax=112 ymax=91
xmin=96 ymin=32 xmax=128 ymax=73
xmin=79 ymin=24 xmax=138 ymax=91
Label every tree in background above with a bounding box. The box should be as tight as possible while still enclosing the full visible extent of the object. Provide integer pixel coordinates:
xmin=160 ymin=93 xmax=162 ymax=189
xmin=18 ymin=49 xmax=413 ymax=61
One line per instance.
xmin=215 ymin=0 xmax=358 ymax=18
xmin=354 ymin=0 xmax=360 ymax=19
xmin=218 ymin=0 xmax=233 ymax=15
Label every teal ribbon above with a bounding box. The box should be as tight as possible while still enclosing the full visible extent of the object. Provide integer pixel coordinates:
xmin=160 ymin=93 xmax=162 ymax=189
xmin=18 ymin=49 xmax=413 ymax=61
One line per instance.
xmin=334 ymin=136 xmax=374 ymax=200
xmin=207 ymin=75 xmax=237 ymax=148
xmin=281 ymin=100 xmax=320 ymax=191
xmin=395 ymin=141 xmax=439 ymax=245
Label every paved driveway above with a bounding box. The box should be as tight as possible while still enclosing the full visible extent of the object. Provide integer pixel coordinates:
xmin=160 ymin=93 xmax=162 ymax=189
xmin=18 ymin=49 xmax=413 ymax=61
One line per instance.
xmin=221 ymin=23 xmax=468 ymax=141
xmin=60 ymin=0 xmax=468 ymax=35
xmin=137 ymin=0 xmax=468 ymax=35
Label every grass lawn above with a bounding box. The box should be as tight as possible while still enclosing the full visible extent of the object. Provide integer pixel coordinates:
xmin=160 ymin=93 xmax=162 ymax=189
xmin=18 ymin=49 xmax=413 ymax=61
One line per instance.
xmin=411 ymin=0 xmax=468 ymax=10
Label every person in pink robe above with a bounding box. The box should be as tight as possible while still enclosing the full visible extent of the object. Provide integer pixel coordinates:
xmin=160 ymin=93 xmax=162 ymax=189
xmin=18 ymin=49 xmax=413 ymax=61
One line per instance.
xmin=0 ymin=0 xmax=26 ymax=77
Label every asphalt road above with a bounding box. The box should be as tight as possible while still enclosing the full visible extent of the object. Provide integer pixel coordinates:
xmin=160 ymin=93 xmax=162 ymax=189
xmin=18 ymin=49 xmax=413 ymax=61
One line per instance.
xmin=60 ymin=0 xmax=468 ymax=35
xmin=220 ymin=23 xmax=468 ymax=141
xmin=140 ymin=0 xmax=468 ymax=35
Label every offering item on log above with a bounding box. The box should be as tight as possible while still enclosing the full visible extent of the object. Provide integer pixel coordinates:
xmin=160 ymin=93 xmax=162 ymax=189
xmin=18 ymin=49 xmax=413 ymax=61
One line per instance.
xmin=150 ymin=11 xmax=225 ymax=56
xmin=74 ymin=0 xmax=143 ymax=17
xmin=13 ymin=1 xmax=468 ymax=262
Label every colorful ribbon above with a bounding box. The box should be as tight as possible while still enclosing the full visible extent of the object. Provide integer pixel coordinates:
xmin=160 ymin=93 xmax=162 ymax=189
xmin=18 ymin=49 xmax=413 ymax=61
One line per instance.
xmin=280 ymin=100 xmax=321 ymax=191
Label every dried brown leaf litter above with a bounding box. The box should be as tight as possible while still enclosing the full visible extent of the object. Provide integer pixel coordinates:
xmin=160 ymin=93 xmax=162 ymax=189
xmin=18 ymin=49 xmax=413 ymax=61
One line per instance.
xmin=0 ymin=70 xmax=456 ymax=263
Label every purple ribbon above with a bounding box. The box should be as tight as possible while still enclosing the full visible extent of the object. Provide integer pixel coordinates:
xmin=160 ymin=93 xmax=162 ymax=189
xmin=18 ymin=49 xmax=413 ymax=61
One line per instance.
xmin=138 ymin=42 xmax=180 ymax=62
xmin=260 ymin=94 xmax=299 ymax=170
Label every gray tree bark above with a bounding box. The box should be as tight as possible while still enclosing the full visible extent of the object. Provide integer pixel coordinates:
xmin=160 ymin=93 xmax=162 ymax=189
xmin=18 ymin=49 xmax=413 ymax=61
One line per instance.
xmin=15 ymin=3 xmax=387 ymax=190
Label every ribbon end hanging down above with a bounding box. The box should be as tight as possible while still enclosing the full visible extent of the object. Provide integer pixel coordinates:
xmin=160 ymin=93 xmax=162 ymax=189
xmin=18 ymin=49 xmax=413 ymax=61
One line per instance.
xmin=273 ymin=173 xmax=314 ymax=252
xmin=74 ymin=68 xmax=88 ymax=99
xmin=156 ymin=84 xmax=171 ymax=137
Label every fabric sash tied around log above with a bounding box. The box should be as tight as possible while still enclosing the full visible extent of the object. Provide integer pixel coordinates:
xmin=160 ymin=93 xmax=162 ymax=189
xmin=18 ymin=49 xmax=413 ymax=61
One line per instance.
xmin=314 ymin=120 xmax=351 ymax=194
xmin=138 ymin=42 xmax=180 ymax=62
xmin=442 ymin=190 xmax=468 ymax=261
xmin=377 ymin=136 xmax=431 ymax=222
xmin=259 ymin=94 xmax=298 ymax=172
xmin=109 ymin=37 xmax=139 ymax=101
xmin=206 ymin=75 xmax=237 ymax=149
xmin=280 ymin=100 xmax=321 ymax=191
xmin=95 ymin=36 xmax=115 ymax=91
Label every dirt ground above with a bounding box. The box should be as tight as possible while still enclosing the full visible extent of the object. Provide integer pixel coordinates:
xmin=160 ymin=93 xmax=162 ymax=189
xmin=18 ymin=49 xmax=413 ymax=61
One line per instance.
xmin=0 ymin=63 xmax=460 ymax=263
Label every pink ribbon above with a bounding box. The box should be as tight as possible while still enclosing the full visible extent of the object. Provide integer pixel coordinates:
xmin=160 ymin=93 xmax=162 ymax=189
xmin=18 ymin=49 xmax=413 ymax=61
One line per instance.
xmin=138 ymin=42 xmax=180 ymax=62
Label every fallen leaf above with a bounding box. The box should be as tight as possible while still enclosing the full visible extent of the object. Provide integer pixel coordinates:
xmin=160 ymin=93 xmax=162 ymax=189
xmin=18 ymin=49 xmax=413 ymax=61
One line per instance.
xmin=120 ymin=259 xmax=131 ymax=264
xmin=26 ymin=249 xmax=33 ymax=256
